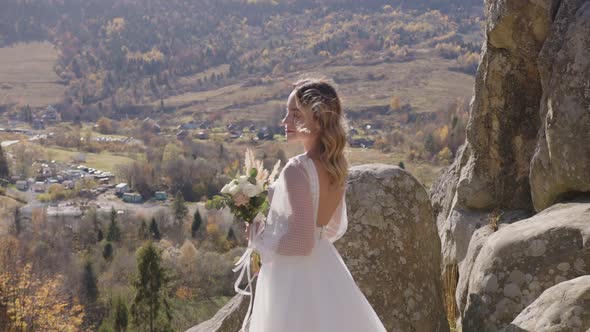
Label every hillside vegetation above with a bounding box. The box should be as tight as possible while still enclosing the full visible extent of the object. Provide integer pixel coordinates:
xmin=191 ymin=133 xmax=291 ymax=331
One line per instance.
xmin=1 ymin=0 xmax=482 ymax=117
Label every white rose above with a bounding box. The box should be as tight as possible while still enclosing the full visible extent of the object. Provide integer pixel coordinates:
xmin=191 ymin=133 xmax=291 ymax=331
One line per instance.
xmin=228 ymin=183 xmax=240 ymax=195
xmin=243 ymin=183 xmax=259 ymax=197
xmin=256 ymin=182 xmax=265 ymax=195
xmin=220 ymin=183 xmax=231 ymax=194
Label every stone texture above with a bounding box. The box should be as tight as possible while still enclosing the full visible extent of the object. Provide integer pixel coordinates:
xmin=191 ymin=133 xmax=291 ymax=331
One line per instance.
xmin=429 ymin=0 xmax=590 ymax=330
xmin=503 ymin=275 xmax=590 ymax=332
xmin=428 ymin=0 xmax=558 ymax=288
xmin=461 ymin=201 xmax=590 ymax=331
xmin=530 ymin=0 xmax=590 ymax=212
xmin=454 ymin=0 xmax=556 ymax=212
xmin=340 ymin=164 xmax=448 ymax=332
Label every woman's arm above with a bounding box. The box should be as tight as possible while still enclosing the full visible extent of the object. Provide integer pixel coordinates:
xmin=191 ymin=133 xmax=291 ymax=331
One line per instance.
xmin=276 ymin=163 xmax=315 ymax=256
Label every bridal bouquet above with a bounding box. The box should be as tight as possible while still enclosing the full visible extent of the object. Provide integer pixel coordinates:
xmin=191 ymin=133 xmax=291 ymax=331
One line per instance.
xmin=207 ymin=148 xmax=281 ymax=331
xmin=207 ymin=148 xmax=281 ymax=227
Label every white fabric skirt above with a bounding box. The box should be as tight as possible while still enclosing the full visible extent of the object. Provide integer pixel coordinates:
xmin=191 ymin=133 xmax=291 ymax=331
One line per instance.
xmin=248 ymin=238 xmax=388 ymax=332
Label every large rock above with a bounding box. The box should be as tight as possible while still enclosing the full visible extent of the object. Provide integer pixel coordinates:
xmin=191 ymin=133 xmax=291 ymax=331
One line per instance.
xmin=453 ymin=0 xmax=556 ymax=212
xmin=530 ymin=0 xmax=590 ymax=212
xmin=341 ymin=164 xmax=448 ymax=332
xmin=461 ymin=201 xmax=590 ymax=331
xmin=188 ymin=164 xmax=449 ymax=332
xmin=428 ymin=0 xmax=558 ymax=291
xmin=503 ymin=275 xmax=590 ymax=332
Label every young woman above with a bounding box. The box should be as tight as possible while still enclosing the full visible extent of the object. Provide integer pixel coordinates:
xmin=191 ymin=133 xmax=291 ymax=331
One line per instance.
xmin=236 ymin=78 xmax=388 ymax=332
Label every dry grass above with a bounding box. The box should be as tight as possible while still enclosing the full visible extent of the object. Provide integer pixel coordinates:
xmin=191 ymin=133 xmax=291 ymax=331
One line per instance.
xmin=161 ymin=52 xmax=474 ymax=125
xmin=0 ymin=41 xmax=65 ymax=107
xmin=39 ymin=145 xmax=139 ymax=172
xmin=443 ymin=263 xmax=459 ymax=332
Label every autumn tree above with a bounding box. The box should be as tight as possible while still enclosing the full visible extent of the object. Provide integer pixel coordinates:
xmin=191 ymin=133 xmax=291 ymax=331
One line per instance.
xmin=0 ymin=263 xmax=85 ymax=331
xmin=130 ymin=242 xmax=173 ymax=332
xmin=97 ymin=116 xmax=114 ymax=134
xmin=179 ymin=240 xmax=198 ymax=285
xmin=389 ymin=96 xmax=402 ymax=112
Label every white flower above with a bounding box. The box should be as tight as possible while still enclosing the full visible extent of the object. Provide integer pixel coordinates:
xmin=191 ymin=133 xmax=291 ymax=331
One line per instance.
xmin=268 ymin=159 xmax=281 ymax=184
xmin=242 ymin=182 xmax=260 ymax=197
xmin=228 ymin=183 xmax=240 ymax=195
xmin=237 ymin=175 xmax=249 ymax=184
xmin=220 ymin=183 xmax=231 ymax=194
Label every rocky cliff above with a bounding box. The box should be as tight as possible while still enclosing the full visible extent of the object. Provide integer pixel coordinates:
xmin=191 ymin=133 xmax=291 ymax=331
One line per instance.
xmin=430 ymin=0 xmax=590 ymax=330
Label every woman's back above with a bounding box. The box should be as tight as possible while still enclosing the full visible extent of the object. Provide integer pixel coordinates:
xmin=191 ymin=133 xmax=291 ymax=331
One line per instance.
xmin=309 ymin=157 xmax=346 ymax=228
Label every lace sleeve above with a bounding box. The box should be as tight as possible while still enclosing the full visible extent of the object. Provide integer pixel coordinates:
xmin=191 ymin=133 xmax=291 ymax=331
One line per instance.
xmin=276 ymin=162 xmax=315 ymax=256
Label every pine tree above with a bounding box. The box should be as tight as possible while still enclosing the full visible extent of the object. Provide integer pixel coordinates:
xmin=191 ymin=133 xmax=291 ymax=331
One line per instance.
xmin=191 ymin=209 xmax=202 ymax=239
xmin=82 ymin=261 xmax=98 ymax=303
xmin=226 ymin=228 xmax=236 ymax=243
xmin=149 ymin=218 xmax=161 ymax=241
xmin=138 ymin=219 xmax=149 ymax=240
xmin=114 ymin=296 xmax=129 ymax=332
xmin=131 ymin=242 xmax=172 ymax=332
xmin=103 ymin=242 xmax=113 ymax=261
xmin=0 ymin=145 xmax=9 ymax=180
xmin=13 ymin=207 xmax=21 ymax=236
xmin=172 ymin=191 xmax=188 ymax=242
xmin=107 ymin=207 xmax=121 ymax=242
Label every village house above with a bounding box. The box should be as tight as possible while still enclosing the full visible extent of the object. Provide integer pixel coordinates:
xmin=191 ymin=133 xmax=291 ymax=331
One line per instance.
xmin=196 ymin=131 xmax=209 ymax=140
xmin=176 ymin=130 xmax=189 ymax=140
xmin=123 ymin=192 xmax=142 ymax=203
xmin=16 ymin=180 xmax=28 ymax=191
xmin=178 ymin=120 xmax=199 ymax=130
xmin=115 ymin=183 xmax=129 ymax=196
xmin=33 ymin=181 xmax=46 ymax=193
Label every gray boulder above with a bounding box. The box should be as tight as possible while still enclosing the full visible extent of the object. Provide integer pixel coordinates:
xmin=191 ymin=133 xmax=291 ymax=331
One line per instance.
xmin=340 ymin=164 xmax=448 ymax=332
xmin=461 ymin=201 xmax=590 ymax=331
xmin=504 ymin=275 xmax=590 ymax=332
xmin=530 ymin=0 xmax=590 ymax=212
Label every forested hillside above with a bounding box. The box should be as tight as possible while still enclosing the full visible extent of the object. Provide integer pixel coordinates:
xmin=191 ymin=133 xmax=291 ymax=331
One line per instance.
xmin=1 ymin=0 xmax=482 ymax=113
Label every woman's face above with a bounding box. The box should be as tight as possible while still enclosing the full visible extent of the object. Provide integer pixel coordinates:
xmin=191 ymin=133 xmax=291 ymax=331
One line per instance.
xmin=281 ymin=89 xmax=318 ymax=143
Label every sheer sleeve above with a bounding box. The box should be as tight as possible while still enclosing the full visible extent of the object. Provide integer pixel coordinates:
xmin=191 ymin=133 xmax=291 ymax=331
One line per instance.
xmin=276 ymin=163 xmax=315 ymax=256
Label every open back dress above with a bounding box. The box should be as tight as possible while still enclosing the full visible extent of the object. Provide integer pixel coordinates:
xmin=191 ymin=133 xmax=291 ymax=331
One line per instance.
xmin=232 ymin=152 xmax=388 ymax=332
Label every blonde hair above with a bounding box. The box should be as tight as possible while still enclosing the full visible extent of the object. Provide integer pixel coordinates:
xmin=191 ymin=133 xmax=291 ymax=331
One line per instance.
xmin=292 ymin=77 xmax=349 ymax=189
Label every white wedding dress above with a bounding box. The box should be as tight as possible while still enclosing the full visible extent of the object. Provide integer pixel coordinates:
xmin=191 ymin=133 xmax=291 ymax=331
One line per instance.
xmin=232 ymin=153 xmax=388 ymax=332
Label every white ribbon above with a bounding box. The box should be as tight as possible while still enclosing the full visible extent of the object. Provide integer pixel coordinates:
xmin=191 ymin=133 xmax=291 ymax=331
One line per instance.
xmin=232 ymin=214 xmax=265 ymax=332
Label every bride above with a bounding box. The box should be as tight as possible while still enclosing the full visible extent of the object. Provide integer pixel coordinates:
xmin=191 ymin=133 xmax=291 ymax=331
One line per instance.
xmin=234 ymin=78 xmax=388 ymax=332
